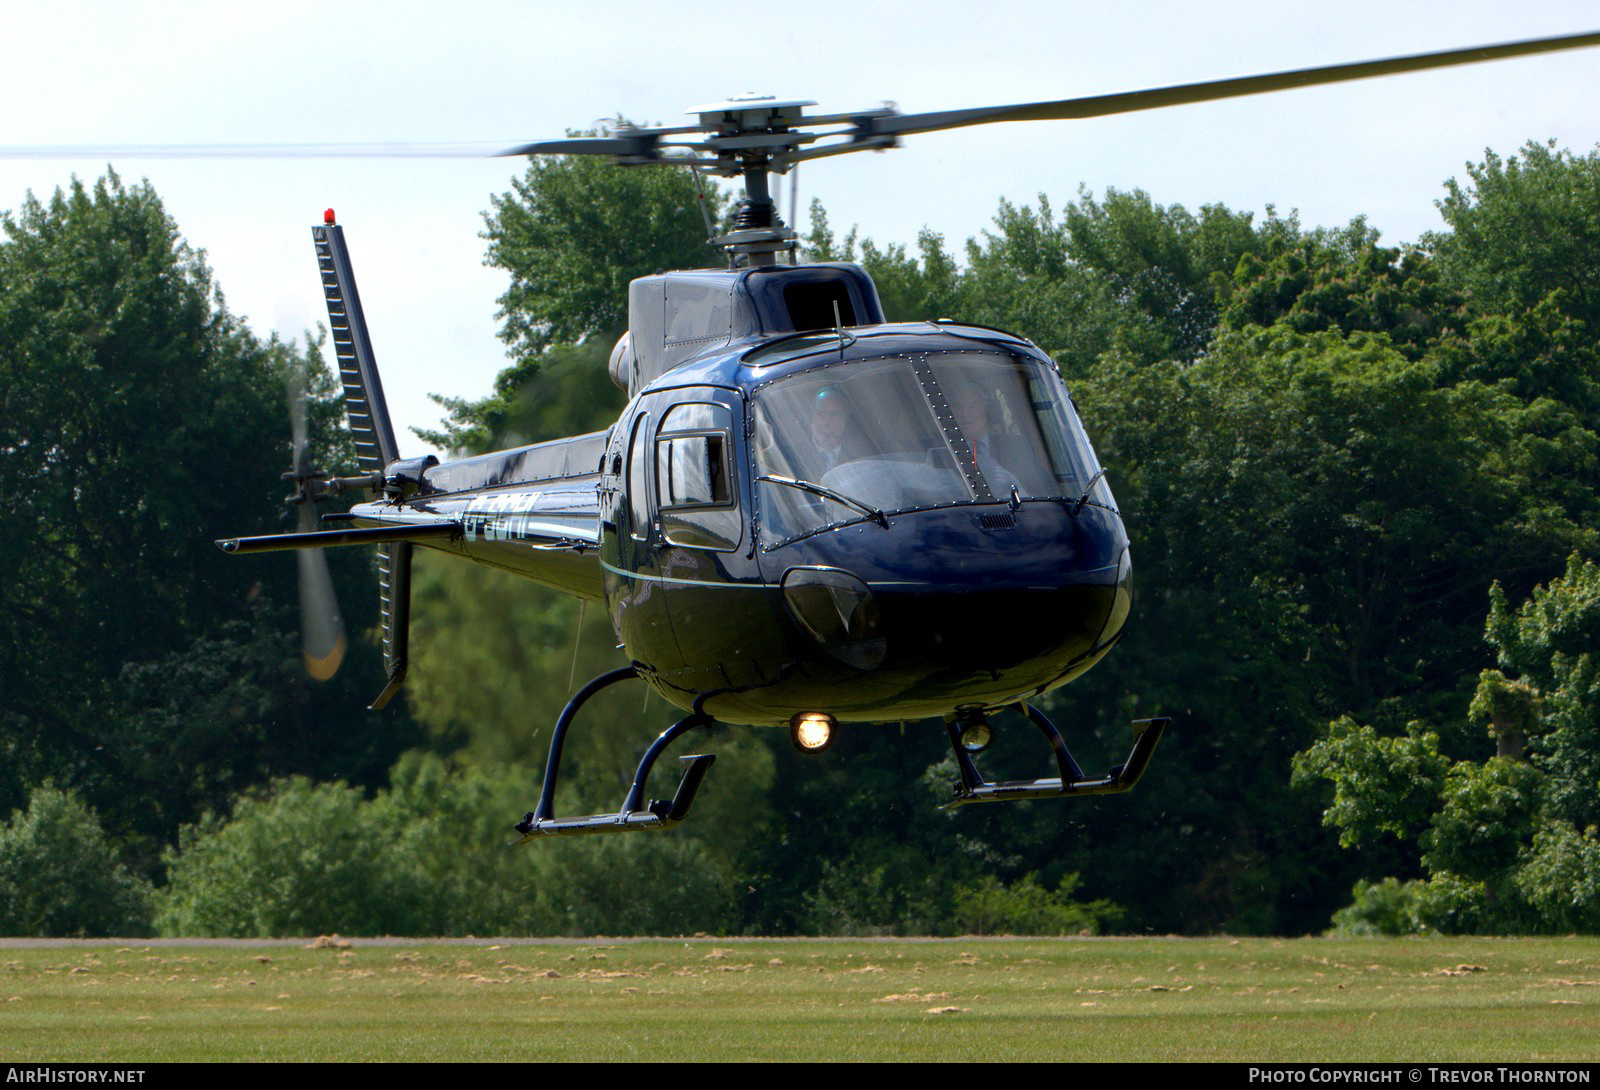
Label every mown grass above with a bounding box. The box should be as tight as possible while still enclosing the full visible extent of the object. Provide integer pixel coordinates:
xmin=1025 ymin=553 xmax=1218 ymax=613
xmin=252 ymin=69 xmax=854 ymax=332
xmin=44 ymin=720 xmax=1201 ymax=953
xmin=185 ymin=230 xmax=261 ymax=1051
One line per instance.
xmin=1 ymin=937 xmax=1597 ymax=1062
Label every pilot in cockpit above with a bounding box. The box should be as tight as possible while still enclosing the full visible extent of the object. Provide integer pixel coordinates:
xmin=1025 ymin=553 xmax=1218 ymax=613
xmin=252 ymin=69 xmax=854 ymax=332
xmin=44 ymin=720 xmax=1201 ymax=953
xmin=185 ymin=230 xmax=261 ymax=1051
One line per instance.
xmin=809 ymin=385 xmax=855 ymax=475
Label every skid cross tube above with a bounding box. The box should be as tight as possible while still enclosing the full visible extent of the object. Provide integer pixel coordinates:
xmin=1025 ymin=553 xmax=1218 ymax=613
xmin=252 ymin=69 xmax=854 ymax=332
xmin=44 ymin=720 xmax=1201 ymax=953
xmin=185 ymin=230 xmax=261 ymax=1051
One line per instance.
xmin=515 ymin=667 xmax=718 ymax=841
xmin=944 ymin=704 xmax=1169 ymax=808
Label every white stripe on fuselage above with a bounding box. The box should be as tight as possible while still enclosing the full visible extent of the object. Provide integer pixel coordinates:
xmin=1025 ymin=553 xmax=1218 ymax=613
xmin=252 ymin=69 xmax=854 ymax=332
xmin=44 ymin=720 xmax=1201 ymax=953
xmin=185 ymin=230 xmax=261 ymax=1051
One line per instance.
xmin=458 ymin=490 xmax=602 ymax=544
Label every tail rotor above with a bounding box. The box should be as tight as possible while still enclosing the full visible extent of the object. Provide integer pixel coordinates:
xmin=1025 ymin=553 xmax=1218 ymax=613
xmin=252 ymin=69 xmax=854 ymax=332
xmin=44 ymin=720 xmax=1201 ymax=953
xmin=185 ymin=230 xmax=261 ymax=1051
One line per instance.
xmin=285 ymin=364 xmax=348 ymax=681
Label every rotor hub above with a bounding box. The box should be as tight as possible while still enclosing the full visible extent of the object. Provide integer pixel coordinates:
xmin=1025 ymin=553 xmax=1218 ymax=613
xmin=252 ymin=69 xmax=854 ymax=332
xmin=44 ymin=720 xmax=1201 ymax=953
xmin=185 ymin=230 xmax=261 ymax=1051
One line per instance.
xmin=682 ymin=96 xmax=815 ymax=267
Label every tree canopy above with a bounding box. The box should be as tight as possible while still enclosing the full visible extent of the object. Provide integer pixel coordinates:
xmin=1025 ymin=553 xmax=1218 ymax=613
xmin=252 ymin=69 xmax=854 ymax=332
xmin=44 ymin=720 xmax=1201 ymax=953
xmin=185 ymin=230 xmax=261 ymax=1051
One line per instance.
xmin=1430 ymin=140 xmax=1600 ymax=331
xmin=0 ymin=173 xmax=422 ymax=855
xmin=1297 ymin=557 xmax=1600 ymax=934
xmin=483 ymin=136 xmax=727 ymax=362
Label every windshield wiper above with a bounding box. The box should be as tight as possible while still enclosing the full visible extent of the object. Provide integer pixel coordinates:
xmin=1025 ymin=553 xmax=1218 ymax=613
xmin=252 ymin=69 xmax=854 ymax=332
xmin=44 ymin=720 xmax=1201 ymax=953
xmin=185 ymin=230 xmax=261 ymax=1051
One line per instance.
xmin=1072 ymin=468 xmax=1108 ymax=516
xmin=757 ymin=474 xmax=889 ymax=528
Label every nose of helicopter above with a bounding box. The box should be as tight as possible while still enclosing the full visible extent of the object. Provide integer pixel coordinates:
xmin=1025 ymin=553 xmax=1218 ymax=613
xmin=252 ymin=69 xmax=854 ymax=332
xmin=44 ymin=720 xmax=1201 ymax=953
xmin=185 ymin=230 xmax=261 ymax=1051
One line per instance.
xmin=764 ymin=502 xmax=1130 ymax=716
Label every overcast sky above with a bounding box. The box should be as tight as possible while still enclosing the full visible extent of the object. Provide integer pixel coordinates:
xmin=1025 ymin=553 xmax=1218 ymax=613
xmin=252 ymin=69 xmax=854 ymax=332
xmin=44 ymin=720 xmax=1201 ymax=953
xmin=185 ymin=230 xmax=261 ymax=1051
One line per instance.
xmin=4 ymin=0 xmax=1598 ymax=454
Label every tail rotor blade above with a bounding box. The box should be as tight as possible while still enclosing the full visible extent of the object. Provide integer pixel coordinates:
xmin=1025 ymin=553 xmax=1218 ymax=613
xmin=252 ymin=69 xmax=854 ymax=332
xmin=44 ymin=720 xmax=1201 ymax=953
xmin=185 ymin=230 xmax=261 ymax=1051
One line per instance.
xmin=287 ymin=361 xmax=347 ymax=681
xmin=288 ymin=365 xmax=311 ymax=481
xmin=298 ymin=547 xmax=347 ymax=681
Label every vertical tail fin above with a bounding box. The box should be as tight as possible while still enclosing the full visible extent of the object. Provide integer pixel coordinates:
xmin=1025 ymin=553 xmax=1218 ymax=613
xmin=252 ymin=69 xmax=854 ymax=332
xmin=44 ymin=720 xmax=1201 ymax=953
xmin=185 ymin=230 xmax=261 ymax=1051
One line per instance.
xmin=313 ymin=215 xmax=411 ymax=709
xmin=313 ymin=216 xmax=400 ymax=474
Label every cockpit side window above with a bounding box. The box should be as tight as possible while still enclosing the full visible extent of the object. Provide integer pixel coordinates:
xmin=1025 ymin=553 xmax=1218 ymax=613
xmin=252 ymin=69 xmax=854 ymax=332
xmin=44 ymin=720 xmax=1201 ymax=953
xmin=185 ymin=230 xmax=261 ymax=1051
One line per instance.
xmin=655 ymin=401 xmax=741 ymax=551
xmin=626 ymin=413 xmax=652 ymax=540
xmin=1057 ymin=391 xmax=1117 ymax=511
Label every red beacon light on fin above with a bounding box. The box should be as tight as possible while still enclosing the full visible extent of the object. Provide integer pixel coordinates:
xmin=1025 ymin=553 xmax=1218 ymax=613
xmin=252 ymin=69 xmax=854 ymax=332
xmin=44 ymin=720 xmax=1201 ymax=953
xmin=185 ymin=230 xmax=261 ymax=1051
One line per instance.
xmin=323 ymin=209 xmax=336 ymax=225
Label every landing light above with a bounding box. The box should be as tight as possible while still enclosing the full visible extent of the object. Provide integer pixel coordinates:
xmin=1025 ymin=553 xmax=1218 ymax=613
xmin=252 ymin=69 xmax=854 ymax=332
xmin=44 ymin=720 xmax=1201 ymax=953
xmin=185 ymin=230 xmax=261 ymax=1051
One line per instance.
xmin=959 ymin=719 xmax=993 ymax=753
xmin=790 ymin=712 xmax=836 ymax=753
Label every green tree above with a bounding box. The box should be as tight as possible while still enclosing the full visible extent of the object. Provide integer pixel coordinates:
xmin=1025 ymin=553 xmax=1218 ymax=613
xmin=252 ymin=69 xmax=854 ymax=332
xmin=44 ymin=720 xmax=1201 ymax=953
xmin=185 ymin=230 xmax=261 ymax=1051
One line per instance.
xmin=812 ymin=188 xmax=1292 ymax=376
xmin=410 ymin=151 xmax=776 ymax=887
xmin=159 ymin=777 xmax=395 ymax=937
xmin=406 ymin=554 xmax=636 ymax=775
xmin=1090 ymin=328 xmax=1581 ymax=727
xmin=951 ymin=872 xmax=1121 ymax=936
xmin=1432 ymin=298 xmax=1600 ymax=418
xmin=446 ymin=147 xmax=1600 ymax=937
xmin=421 ymin=336 xmax=624 ymax=453
xmin=1298 ymin=556 xmax=1600 ymax=934
xmin=787 ymin=186 xmax=1589 ymax=934
xmin=1430 ymin=141 xmax=1600 ymax=330
xmin=159 ymin=763 xmax=558 ymax=938
xmin=1059 ymin=323 xmax=1590 ymax=931
xmin=159 ymin=756 xmax=746 ymax=937
xmin=483 ymin=136 xmax=727 ymax=362
xmin=0 ymin=786 xmax=154 ymax=937
xmin=1290 ymin=718 xmax=1450 ymax=849
xmin=0 ymin=172 xmax=421 ymax=853
xmin=956 ymin=196 xmax=1121 ymax=376
xmin=1060 ymin=187 xmax=1276 ymax=365
xmin=1221 ymin=219 xmax=1460 ymax=359
xmin=429 ymin=139 xmax=722 ymax=452
xmin=858 ymin=231 xmax=964 ymax=325
xmin=405 ymin=553 xmax=776 ymax=875
xmin=1482 ymin=557 xmax=1600 ymax=834
xmin=1298 ymin=147 xmax=1600 ymax=933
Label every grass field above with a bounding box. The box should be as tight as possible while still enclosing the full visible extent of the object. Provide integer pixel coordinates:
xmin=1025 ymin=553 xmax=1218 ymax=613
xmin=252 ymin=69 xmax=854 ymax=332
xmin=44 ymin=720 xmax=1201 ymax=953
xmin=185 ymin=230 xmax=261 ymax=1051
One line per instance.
xmin=2 ymin=936 xmax=1597 ymax=1062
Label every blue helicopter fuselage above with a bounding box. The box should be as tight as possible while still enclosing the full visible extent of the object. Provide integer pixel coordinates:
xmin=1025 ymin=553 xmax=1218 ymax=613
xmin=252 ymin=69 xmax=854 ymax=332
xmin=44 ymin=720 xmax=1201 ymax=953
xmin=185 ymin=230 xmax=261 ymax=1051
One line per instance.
xmin=350 ymin=263 xmax=1130 ymax=728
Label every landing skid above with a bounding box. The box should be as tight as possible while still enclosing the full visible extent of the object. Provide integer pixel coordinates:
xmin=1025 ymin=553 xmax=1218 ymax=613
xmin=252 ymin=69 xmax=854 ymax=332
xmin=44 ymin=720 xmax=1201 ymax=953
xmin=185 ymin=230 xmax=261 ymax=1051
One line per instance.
xmin=942 ymin=704 xmax=1168 ymax=807
xmin=514 ymin=671 xmax=1167 ymax=840
xmin=513 ymin=667 xmax=717 ymax=842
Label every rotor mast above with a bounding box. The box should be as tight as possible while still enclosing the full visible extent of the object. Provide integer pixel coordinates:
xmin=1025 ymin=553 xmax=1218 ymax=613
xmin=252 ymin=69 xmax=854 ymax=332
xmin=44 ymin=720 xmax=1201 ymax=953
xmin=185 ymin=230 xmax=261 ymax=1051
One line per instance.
xmin=719 ymin=161 xmax=790 ymax=266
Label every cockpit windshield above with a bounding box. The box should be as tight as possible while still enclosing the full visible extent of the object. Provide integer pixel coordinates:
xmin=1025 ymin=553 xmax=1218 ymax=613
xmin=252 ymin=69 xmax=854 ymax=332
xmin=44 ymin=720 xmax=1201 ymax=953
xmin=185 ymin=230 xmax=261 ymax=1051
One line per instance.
xmin=752 ymin=350 xmax=1112 ymax=542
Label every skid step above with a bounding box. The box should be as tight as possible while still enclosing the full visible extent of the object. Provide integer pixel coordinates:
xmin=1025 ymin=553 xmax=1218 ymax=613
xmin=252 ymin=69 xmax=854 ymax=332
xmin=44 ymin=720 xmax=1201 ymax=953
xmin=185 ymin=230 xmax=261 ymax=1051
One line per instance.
xmin=514 ymin=666 xmax=719 ymax=842
xmin=943 ymin=710 xmax=1169 ymax=808
xmin=513 ymin=753 xmax=716 ymax=841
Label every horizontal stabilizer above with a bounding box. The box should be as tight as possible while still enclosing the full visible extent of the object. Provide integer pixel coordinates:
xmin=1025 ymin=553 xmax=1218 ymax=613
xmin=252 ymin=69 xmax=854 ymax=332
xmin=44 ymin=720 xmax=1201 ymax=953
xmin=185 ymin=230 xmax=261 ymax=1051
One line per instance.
xmin=216 ymin=522 xmax=459 ymax=554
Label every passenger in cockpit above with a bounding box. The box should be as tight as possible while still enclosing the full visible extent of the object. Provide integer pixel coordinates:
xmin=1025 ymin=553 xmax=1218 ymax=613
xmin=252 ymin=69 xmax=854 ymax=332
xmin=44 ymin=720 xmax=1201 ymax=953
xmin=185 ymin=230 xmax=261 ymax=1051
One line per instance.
xmin=950 ymin=382 xmax=1022 ymax=495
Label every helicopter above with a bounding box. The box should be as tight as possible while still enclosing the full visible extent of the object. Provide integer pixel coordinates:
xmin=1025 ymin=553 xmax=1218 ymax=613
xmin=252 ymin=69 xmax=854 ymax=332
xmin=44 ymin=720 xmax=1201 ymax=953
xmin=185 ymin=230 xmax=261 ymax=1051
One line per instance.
xmin=77 ymin=28 xmax=1598 ymax=839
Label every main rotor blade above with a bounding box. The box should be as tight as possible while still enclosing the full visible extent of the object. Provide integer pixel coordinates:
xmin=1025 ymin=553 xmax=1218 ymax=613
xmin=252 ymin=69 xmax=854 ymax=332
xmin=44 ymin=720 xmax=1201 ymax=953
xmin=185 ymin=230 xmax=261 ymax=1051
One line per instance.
xmin=0 ymin=142 xmax=526 ymax=160
xmin=498 ymin=136 xmax=663 ymax=158
xmin=873 ymin=29 xmax=1600 ymax=137
xmin=4 ymin=29 xmax=1594 ymax=166
xmin=0 ymin=137 xmax=661 ymax=162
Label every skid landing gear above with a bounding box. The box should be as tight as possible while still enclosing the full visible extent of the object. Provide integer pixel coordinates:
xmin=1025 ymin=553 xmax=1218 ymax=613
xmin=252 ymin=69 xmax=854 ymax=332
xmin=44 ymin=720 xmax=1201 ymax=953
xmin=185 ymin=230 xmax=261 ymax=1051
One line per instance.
xmin=942 ymin=703 xmax=1169 ymax=807
xmin=514 ymin=667 xmax=717 ymax=841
